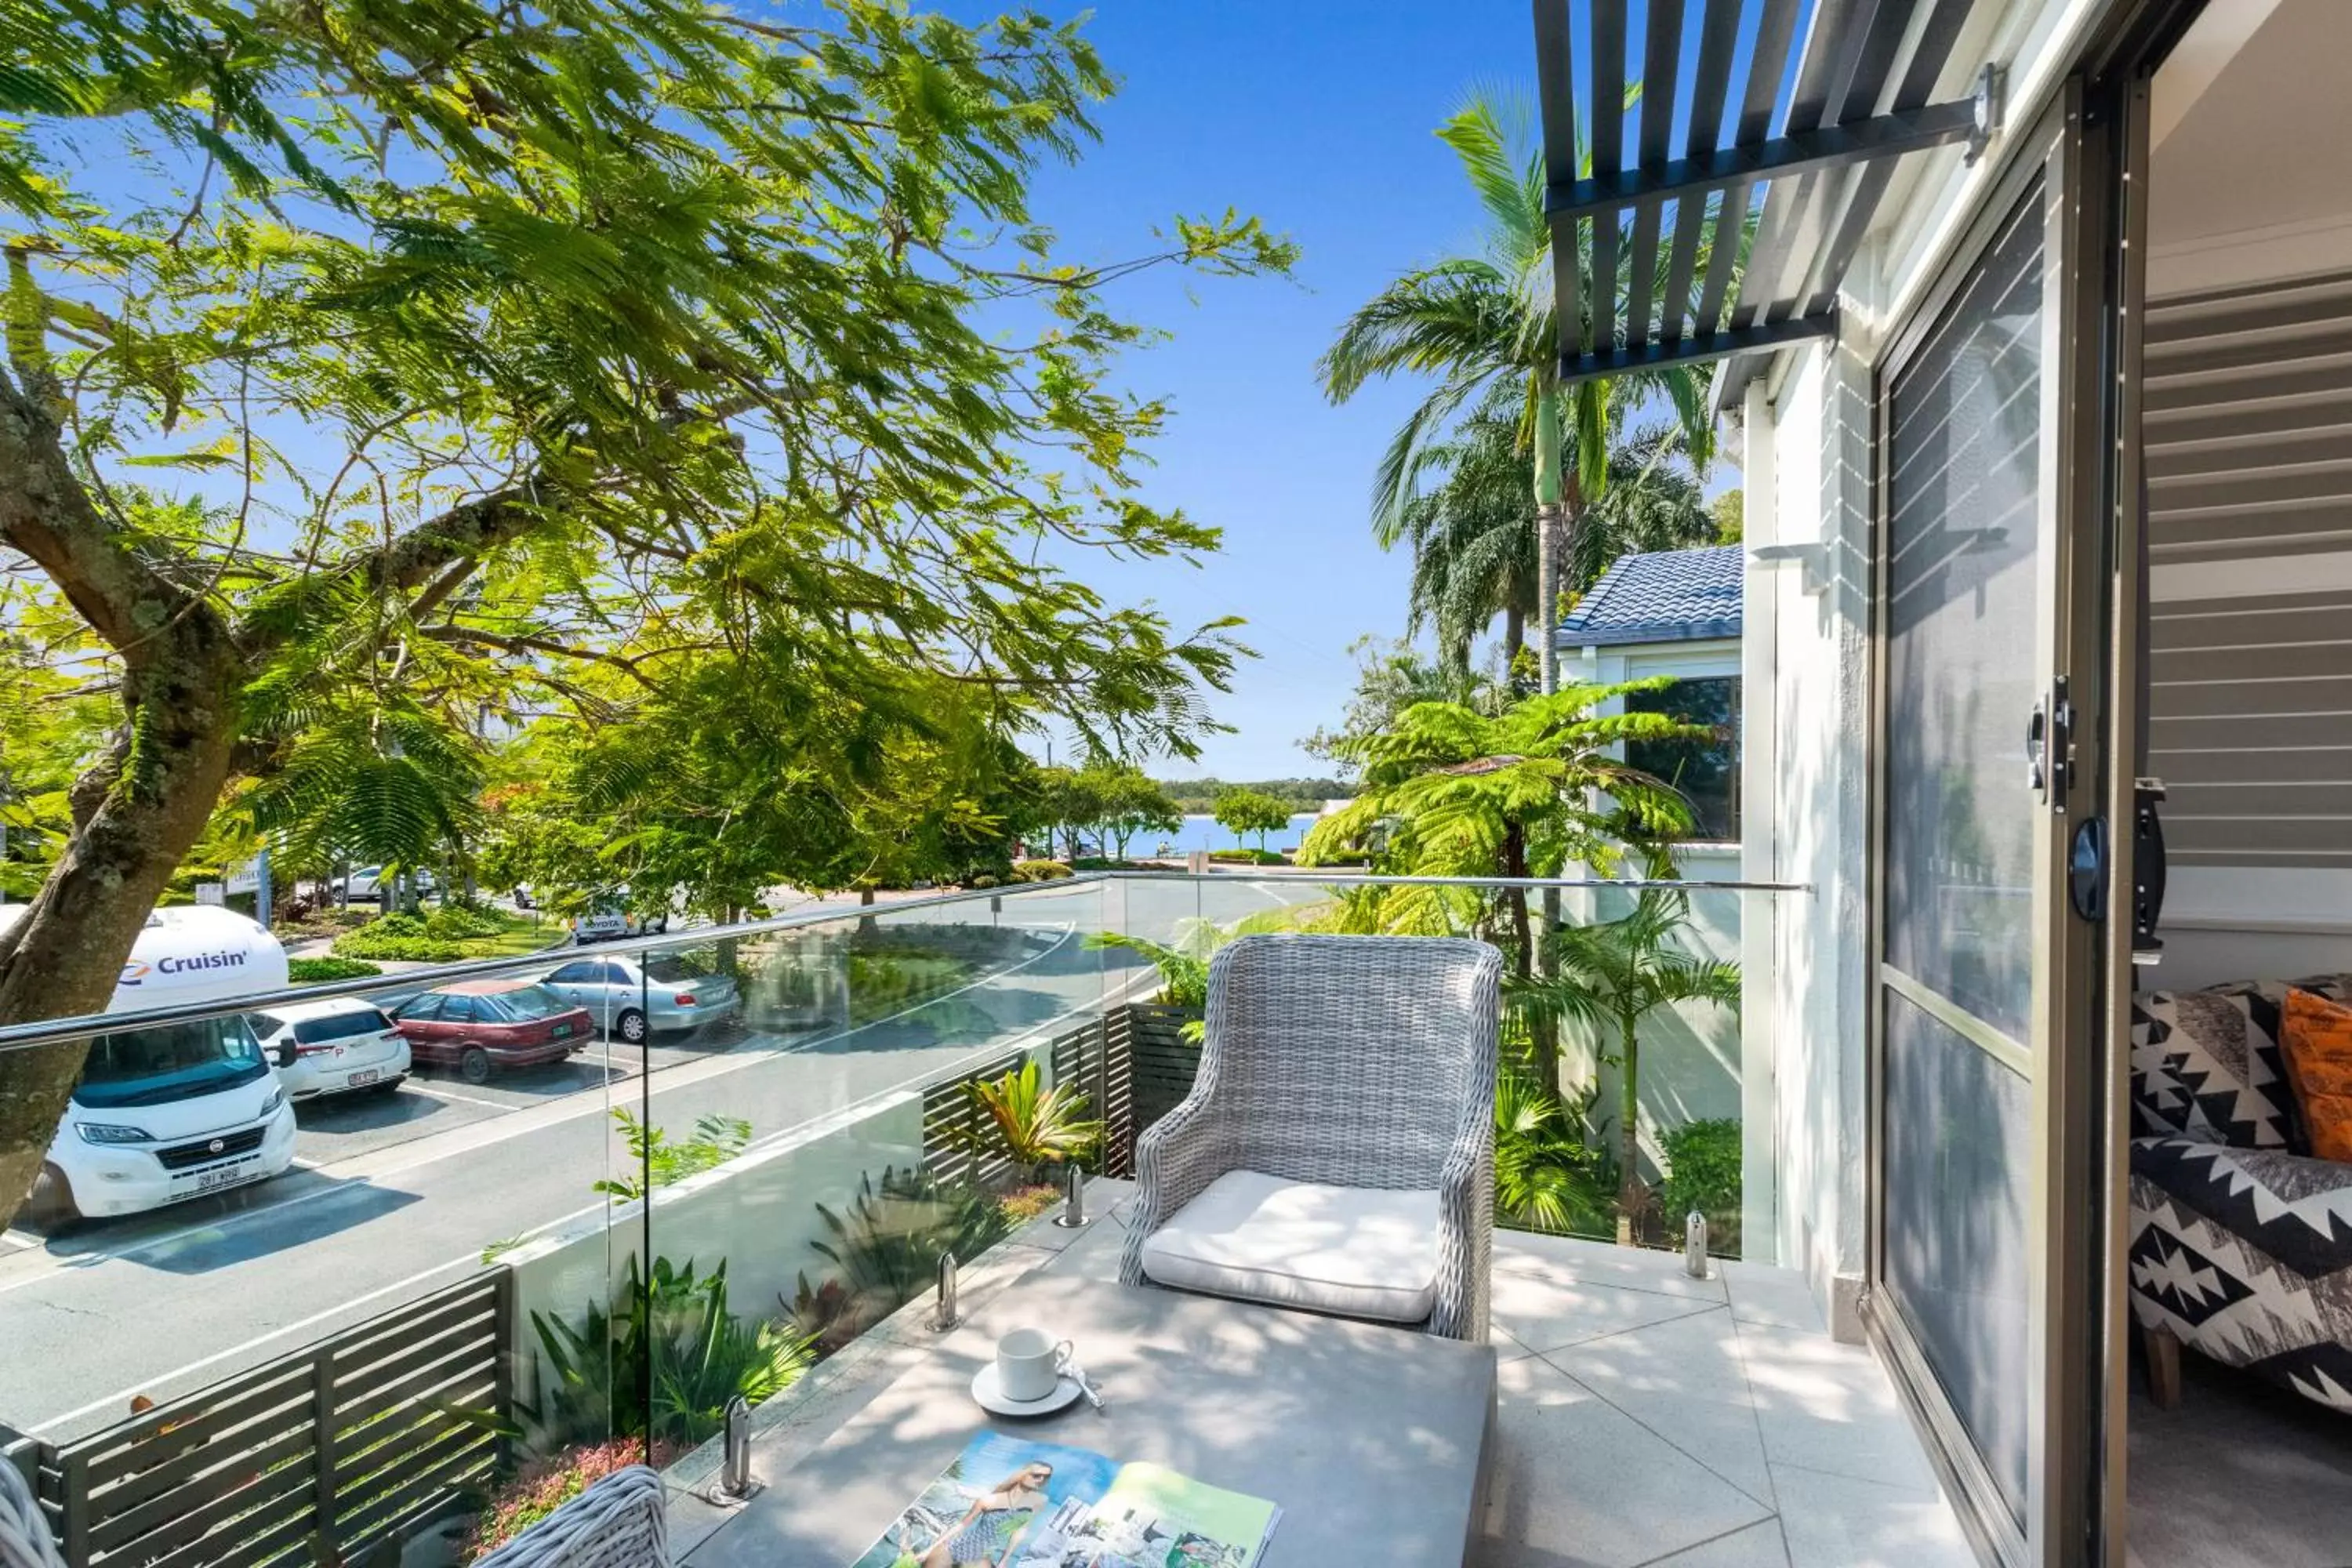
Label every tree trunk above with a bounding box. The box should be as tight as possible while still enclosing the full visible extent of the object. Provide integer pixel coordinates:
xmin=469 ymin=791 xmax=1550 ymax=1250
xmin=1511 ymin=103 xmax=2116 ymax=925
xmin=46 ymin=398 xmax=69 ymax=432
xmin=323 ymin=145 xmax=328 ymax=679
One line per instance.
xmin=1503 ymin=602 xmax=1526 ymax=678
xmin=1617 ymin=1009 xmax=1642 ymax=1247
xmin=1535 ymin=500 xmax=1563 ymax=699
xmin=1501 ymin=817 xmax=1561 ymax=1092
xmin=0 ymin=643 xmax=246 ymax=1226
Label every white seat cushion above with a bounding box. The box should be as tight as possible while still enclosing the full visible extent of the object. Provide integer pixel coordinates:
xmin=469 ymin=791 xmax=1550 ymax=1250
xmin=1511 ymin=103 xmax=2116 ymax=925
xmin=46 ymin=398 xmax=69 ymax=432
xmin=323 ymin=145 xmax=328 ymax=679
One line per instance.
xmin=1138 ymin=1169 xmax=1439 ymax=1323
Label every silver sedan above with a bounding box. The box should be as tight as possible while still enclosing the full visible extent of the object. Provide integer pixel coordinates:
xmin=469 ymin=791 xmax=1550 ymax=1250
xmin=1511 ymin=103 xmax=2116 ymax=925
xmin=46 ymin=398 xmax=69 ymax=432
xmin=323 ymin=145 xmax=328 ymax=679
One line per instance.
xmin=536 ymin=952 xmax=742 ymax=1044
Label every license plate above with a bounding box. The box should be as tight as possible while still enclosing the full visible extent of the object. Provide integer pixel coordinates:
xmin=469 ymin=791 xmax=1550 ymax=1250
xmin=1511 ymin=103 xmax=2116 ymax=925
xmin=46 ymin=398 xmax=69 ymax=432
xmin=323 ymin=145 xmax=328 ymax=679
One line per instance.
xmin=193 ymin=1160 xmax=260 ymax=1192
xmin=551 ymin=1023 xmax=572 ymax=1040
xmin=347 ymin=1069 xmax=380 ymax=1088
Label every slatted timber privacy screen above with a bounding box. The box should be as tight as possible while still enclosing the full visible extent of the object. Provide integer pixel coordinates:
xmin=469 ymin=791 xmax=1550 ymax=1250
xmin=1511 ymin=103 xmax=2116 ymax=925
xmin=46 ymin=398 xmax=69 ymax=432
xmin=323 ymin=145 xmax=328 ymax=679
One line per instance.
xmin=29 ymin=1271 xmax=510 ymax=1568
xmin=1047 ymin=1005 xmax=1200 ymax=1178
xmin=922 ymin=1050 xmax=1027 ymax=1189
xmin=2147 ymin=270 xmax=2352 ymax=866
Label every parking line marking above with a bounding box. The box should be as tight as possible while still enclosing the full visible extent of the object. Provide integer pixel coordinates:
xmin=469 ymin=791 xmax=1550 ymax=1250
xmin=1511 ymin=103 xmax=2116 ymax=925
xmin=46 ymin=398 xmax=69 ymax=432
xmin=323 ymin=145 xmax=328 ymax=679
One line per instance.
xmin=402 ymin=1083 xmax=521 ymax=1112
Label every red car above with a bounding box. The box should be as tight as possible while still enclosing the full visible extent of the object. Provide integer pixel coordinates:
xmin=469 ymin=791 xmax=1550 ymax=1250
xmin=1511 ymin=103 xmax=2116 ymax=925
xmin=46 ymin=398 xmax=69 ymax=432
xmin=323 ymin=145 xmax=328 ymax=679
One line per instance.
xmin=389 ymin=980 xmax=593 ymax=1084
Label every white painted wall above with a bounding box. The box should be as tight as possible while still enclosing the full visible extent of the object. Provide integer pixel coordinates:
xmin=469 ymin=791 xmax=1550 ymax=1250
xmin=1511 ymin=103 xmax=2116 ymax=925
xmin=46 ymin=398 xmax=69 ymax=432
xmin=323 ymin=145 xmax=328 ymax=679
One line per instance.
xmin=1742 ymin=343 xmax=1876 ymax=1340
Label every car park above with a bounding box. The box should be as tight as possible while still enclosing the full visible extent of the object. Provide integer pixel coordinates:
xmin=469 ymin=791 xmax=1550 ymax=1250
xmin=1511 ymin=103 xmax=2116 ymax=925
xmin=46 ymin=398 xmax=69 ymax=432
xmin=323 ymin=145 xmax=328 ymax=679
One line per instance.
xmin=388 ymin=980 xmax=593 ymax=1084
xmin=538 ymin=952 xmax=742 ymax=1044
xmin=248 ymin=998 xmax=411 ymax=1101
xmin=7 ymin=903 xmax=299 ymax=1225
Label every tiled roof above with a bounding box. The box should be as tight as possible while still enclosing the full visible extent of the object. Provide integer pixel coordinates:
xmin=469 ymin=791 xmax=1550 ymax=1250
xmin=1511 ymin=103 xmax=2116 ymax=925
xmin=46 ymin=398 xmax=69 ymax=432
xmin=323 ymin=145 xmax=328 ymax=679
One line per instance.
xmin=1555 ymin=544 xmax=1743 ymax=648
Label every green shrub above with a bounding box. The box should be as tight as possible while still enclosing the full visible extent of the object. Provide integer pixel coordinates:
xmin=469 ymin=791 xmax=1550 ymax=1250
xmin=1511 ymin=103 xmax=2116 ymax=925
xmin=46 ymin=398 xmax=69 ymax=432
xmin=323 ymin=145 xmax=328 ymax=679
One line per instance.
xmin=1011 ymin=858 xmax=1072 ymax=881
xmin=331 ymin=912 xmax=477 ymax=961
xmin=520 ymin=1255 xmax=811 ymax=1455
xmin=1207 ymin=848 xmax=1285 ymax=866
xmin=287 ymin=956 xmax=384 ymax=984
xmin=966 ymin=873 xmax=1000 ymax=889
xmin=1658 ymin=1117 xmax=1742 ymax=1255
xmin=423 ymin=903 xmax=506 ymax=941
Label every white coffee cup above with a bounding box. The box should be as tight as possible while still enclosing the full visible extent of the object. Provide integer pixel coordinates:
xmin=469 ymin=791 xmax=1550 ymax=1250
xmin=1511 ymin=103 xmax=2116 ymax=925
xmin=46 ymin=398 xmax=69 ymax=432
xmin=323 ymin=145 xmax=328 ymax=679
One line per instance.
xmin=996 ymin=1327 xmax=1073 ymax=1402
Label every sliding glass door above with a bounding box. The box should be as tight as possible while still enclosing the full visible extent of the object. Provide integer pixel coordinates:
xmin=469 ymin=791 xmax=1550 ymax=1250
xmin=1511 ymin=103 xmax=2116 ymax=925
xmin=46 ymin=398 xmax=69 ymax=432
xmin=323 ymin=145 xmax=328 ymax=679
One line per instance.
xmin=1870 ymin=89 xmax=2115 ymax=1568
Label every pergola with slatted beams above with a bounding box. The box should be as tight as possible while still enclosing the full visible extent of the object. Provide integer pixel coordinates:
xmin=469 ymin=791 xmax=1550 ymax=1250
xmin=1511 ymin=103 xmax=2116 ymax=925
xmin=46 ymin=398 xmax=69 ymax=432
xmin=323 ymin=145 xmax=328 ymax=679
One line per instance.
xmin=1533 ymin=0 xmax=2002 ymax=405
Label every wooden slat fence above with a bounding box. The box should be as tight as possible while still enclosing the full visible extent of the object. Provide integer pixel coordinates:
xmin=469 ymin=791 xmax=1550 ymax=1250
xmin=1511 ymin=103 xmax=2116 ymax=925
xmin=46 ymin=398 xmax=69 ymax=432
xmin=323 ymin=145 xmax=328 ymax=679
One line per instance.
xmin=921 ymin=1051 xmax=1027 ymax=1189
xmin=23 ymin=1271 xmax=510 ymax=1568
xmin=1048 ymin=1004 xmax=1200 ymax=1178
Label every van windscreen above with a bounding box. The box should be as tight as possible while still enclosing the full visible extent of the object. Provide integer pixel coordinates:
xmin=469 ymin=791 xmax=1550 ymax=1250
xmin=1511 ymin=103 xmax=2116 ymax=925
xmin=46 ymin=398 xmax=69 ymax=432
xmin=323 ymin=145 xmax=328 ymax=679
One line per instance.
xmin=74 ymin=1019 xmax=270 ymax=1109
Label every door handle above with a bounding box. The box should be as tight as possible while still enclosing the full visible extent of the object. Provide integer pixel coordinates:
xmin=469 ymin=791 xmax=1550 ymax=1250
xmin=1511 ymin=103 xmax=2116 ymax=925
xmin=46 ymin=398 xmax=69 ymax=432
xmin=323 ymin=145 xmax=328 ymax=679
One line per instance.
xmin=2133 ymin=779 xmax=2168 ymax=965
xmin=2026 ymin=700 xmax=2048 ymax=799
xmin=2027 ymin=680 xmax=2074 ymax=812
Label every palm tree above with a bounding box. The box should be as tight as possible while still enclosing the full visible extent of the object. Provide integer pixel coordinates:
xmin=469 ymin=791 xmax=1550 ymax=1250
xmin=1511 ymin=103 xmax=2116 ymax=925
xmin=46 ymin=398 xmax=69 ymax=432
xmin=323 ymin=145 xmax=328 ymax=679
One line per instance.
xmin=1493 ymin=1069 xmax=1611 ymax=1235
xmin=1566 ymin=423 xmax=1721 ymax=596
xmin=1515 ymin=869 xmax=1740 ymax=1244
xmin=1393 ymin=390 xmax=1539 ymax=674
xmin=1319 ymin=90 xmax=1722 ymax=699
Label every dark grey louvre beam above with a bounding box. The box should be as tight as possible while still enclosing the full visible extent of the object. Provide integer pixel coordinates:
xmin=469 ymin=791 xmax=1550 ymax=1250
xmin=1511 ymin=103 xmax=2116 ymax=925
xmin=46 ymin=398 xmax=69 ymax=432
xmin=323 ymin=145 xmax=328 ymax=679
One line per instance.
xmin=1559 ymin=312 xmax=1839 ymax=387
xmin=1545 ymin=98 xmax=1980 ymax=223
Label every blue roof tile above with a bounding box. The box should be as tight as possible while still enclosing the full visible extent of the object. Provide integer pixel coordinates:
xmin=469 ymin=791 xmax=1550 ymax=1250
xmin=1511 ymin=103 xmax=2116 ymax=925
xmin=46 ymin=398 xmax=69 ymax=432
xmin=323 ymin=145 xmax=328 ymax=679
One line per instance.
xmin=1555 ymin=544 xmax=1743 ymax=648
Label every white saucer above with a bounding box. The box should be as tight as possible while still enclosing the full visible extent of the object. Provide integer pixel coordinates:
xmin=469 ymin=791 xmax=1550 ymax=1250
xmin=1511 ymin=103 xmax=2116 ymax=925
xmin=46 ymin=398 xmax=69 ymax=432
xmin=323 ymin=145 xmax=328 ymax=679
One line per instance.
xmin=971 ymin=1363 xmax=1085 ymax=1417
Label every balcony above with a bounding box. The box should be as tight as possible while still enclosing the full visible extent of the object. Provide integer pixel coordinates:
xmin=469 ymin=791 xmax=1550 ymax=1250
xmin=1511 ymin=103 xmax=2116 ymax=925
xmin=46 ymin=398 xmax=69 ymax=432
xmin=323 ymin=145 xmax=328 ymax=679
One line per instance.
xmin=0 ymin=874 xmax=1964 ymax=1568
xmin=662 ymin=1180 xmax=1972 ymax=1568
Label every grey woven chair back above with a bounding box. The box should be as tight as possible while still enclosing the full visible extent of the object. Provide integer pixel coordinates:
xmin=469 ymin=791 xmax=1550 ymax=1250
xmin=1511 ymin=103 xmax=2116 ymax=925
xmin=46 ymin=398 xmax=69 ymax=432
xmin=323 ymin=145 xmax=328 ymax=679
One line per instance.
xmin=1199 ymin=934 xmax=1501 ymax=1191
xmin=0 ymin=1456 xmax=66 ymax=1568
xmin=471 ymin=1461 xmax=670 ymax=1567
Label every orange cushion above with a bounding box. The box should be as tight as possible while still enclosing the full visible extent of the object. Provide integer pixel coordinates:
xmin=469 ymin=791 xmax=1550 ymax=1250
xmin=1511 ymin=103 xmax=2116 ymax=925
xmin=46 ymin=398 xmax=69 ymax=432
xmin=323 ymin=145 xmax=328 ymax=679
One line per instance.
xmin=2281 ymin=989 xmax=2352 ymax=1162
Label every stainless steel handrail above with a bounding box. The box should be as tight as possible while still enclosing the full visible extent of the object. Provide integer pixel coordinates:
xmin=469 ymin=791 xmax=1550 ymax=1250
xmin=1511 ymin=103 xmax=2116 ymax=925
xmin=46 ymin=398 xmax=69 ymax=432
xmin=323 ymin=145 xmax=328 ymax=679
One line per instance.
xmin=1092 ymin=869 xmax=1812 ymax=891
xmin=0 ymin=869 xmax=1801 ymax=1050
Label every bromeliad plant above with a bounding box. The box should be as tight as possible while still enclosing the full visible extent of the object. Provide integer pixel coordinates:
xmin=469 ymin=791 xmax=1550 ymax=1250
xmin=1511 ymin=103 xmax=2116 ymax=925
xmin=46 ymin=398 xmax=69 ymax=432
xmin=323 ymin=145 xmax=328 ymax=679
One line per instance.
xmin=967 ymin=1062 xmax=1101 ymax=1183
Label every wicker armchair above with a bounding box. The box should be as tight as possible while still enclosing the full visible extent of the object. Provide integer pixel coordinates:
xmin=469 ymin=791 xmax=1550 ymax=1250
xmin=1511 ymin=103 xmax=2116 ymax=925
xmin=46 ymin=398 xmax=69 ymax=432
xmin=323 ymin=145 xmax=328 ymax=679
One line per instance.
xmin=473 ymin=1462 xmax=670 ymax=1568
xmin=1 ymin=1457 xmax=66 ymax=1568
xmin=1119 ymin=933 xmax=1501 ymax=1341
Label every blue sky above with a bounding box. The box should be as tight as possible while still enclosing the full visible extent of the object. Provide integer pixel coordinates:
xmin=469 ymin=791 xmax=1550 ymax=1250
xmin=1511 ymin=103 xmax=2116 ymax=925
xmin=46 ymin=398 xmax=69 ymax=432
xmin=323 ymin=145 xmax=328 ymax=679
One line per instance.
xmin=995 ymin=3 xmax=1573 ymax=781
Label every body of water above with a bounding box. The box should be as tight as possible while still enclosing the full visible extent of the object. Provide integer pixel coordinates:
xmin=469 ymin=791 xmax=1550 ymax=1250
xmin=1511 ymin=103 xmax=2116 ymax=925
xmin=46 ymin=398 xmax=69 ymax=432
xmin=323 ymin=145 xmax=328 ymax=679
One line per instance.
xmin=1161 ymin=811 xmax=1324 ymax=855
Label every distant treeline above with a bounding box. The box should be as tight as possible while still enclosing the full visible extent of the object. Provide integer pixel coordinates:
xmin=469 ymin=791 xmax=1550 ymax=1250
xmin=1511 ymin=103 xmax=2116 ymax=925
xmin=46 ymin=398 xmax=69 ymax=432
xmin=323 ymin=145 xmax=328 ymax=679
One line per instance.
xmin=1152 ymin=777 xmax=1345 ymax=815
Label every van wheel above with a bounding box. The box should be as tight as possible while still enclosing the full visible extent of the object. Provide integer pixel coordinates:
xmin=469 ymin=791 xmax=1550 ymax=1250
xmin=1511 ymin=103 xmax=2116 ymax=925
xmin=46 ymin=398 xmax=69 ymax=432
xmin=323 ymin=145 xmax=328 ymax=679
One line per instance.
xmin=24 ymin=1163 xmax=79 ymax=1230
xmin=615 ymin=1008 xmax=648 ymax=1045
xmin=458 ymin=1047 xmax=493 ymax=1086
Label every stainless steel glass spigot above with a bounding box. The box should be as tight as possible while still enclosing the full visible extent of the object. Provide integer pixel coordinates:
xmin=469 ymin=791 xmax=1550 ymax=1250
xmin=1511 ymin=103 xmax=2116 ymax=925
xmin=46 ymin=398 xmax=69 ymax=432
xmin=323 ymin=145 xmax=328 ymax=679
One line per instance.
xmin=720 ymin=1396 xmax=752 ymax=1497
xmin=1053 ymin=1161 xmax=1089 ymax=1229
xmin=931 ymin=1249 xmax=960 ymax=1331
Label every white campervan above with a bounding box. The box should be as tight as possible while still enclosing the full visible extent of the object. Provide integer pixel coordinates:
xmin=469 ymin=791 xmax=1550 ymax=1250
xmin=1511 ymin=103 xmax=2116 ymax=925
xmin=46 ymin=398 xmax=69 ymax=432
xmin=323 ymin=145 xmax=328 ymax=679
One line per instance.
xmin=4 ymin=903 xmax=299 ymax=1224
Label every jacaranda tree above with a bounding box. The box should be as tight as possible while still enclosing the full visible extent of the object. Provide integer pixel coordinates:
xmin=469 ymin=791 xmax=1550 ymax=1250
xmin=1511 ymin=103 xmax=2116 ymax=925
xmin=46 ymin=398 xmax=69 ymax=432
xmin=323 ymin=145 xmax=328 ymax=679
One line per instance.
xmin=0 ymin=0 xmax=1291 ymax=1223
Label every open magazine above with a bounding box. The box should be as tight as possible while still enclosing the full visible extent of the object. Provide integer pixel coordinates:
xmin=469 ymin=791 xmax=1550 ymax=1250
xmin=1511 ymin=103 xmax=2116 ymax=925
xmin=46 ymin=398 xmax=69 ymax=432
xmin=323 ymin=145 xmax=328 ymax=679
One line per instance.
xmin=851 ymin=1431 xmax=1281 ymax=1568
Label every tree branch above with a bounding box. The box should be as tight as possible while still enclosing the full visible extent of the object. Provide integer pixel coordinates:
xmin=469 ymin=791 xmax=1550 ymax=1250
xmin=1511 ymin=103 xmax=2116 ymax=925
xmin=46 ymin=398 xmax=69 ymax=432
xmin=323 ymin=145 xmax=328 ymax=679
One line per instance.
xmin=0 ymin=368 xmax=204 ymax=659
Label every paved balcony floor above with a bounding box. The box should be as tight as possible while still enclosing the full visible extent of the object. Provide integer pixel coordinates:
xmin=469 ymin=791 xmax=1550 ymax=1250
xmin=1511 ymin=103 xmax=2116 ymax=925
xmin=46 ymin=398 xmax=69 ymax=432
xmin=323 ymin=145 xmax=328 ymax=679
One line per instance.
xmin=673 ymin=1181 xmax=1975 ymax=1568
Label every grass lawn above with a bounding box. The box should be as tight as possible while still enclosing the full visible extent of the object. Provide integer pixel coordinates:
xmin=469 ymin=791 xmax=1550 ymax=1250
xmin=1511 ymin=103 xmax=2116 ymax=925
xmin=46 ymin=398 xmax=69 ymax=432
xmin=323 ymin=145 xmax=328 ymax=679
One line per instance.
xmin=479 ymin=915 xmax=568 ymax=956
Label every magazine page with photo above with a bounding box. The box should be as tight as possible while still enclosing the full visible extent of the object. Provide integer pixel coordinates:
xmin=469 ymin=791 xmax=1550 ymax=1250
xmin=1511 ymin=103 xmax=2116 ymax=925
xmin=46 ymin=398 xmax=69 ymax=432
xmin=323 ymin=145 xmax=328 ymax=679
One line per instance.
xmin=851 ymin=1431 xmax=1279 ymax=1568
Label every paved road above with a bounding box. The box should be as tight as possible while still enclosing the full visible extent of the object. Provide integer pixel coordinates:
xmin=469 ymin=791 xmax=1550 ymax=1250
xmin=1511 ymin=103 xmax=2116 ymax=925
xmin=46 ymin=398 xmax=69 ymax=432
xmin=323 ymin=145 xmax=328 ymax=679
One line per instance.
xmin=0 ymin=877 xmax=1308 ymax=1442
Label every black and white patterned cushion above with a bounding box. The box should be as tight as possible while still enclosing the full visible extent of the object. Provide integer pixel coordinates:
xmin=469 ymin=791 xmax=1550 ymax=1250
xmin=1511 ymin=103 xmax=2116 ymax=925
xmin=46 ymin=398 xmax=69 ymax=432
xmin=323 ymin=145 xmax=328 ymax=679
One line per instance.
xmin=2128 ymin=975 xmax=2352 ymax=1414
xmin=2131 ymin=1137 xmax=2352 ymax=1412
xmin=2129 ymin=975 xmax=2352 ymax=1151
